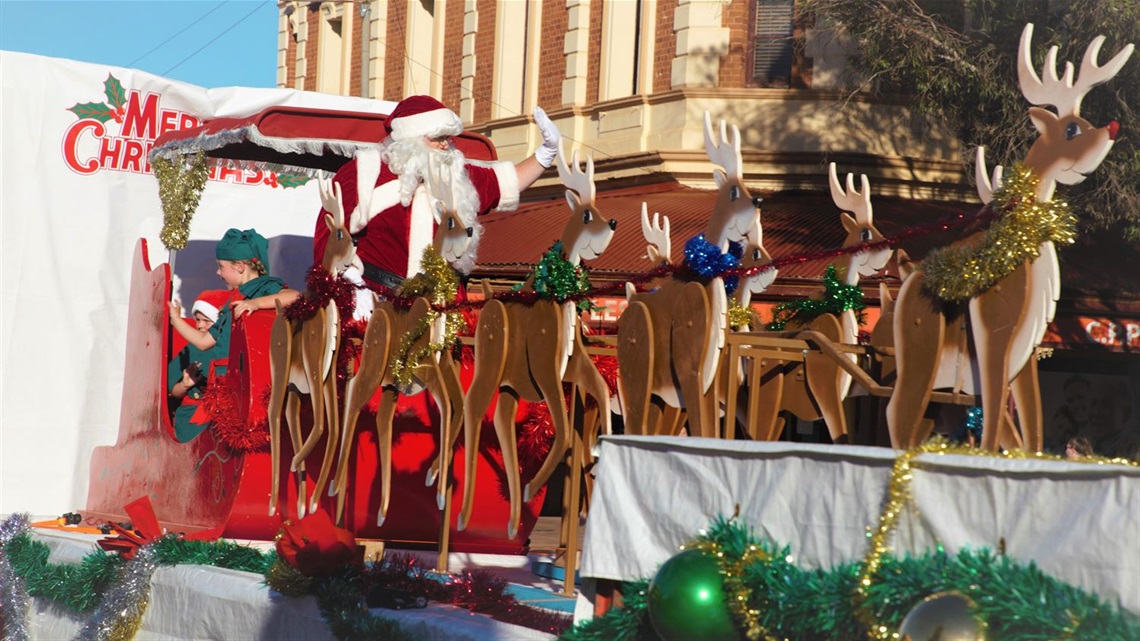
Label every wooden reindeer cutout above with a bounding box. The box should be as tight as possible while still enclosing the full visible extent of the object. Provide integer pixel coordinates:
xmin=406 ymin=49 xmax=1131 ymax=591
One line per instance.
xmin=459 ymin=139 xmax=617 ymax=538
xmin=888 ymin=24 xmax=1133 ymax=451
xmin=748 ymin=164 xmax=890 ymax=443
xmin=332 ymin=159 xmax=475 ymax=526
xmin=618 ymin=112 xmax=763 ymax=438
xmin=268 ymin=177 xmax=358 ymax=517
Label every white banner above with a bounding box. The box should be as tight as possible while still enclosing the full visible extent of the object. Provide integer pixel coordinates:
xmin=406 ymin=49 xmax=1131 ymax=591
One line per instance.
xmin=0 ymin=51 xmax=390 ymax=515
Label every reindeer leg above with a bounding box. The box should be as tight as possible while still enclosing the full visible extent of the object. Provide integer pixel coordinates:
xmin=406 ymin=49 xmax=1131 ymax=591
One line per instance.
xmin=267 ymin=314 xmax=293 ymax=516
xmin=427 ymin=354 xmax=464 ymax=491
xmin=887 ymin=274 xmax=945 ymax=449
xmin=493 ymin=390 xmax=523 ymax=539
xmin=1009 ymin=356 xmax=1043 ymax=452
xmin=750 ymin=361 xmax=783 ymax=441
xmin=617 ymin=301 xmax=654 ymax=435
xmin=374 ymin=386 xmax=400 ymax=527
xmin=421 ymin=357 xmax=453 ymax=510
xmin=333 ymin=309 xmax=390 ymax=522
xmin=525 ymin=342 xmax=571 ymax=506
xmin=310 ymin=371 xmax=340 ymax=515
xmin=673 ymin=283 xmax=713 ymax=437
xmin=459 ymin=300 xmax=509 ymax=532
xmin=970 ymin=264 xmax=1030 ymax=451
xmin=284 ymin=392 xmax=307 ymax=518
xmin=293 ymin=309 xmax=328 ymax=468
xmin=803 ymin=314 xmax=850 ymax=444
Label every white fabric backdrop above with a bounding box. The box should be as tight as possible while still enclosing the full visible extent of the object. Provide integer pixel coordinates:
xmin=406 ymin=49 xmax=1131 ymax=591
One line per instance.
xmin=579 ymin=436 xmax=1140 ymax=615
xmin=0 ymin=51 xmax=392 ymax=515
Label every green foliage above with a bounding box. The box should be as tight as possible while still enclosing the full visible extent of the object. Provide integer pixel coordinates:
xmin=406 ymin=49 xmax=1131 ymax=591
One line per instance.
xmin=557 ymin=518 xmax=1140 ymax=641
xmin=803 ymin=0 xmax=1140 ymax=239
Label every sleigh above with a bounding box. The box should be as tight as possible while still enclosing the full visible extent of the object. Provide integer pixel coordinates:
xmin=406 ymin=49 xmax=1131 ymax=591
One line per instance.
xmin=86 ymin=106 xmax=546 ymax=551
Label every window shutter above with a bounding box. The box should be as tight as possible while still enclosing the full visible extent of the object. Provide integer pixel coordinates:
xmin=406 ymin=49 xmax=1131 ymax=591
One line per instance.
xmin=752 ymin=0 xmax=795 ymax=86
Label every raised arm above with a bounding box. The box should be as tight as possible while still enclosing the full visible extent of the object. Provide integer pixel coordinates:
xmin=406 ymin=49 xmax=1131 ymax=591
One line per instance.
xmin=516 ymin=106 xmax=563 ymax=191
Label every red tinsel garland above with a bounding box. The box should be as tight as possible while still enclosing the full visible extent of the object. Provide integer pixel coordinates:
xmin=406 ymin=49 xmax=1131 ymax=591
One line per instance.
xmin=198 ymin=376 xmax=271 ymax=451
xmin=284 ymin=265 xmax=359 ymax=323
xmin=363 ymin=553 xmax=572 ymax=635
xmin=413 ymin=207 xmax=998 ymax=318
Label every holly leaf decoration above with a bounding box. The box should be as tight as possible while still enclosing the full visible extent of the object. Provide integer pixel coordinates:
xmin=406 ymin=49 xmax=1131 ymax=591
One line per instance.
xmin=103 ymin=74 xmax=126 ymax=110
xmin=276 ymin=173 xmax=312 ymax=189
xmin=67 ymin=101 xmax=115 ymax=123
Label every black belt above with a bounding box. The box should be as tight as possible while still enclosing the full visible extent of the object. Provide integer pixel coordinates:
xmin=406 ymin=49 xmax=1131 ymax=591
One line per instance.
xmin=361 ymin=261 xmax=405 ymax=290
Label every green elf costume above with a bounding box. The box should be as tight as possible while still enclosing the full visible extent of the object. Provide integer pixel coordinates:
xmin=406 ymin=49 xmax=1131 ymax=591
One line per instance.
xmin=179 ymin=228 xmax=285 ymax=442
xmin=167 ymin=289 xmax=230 ymax=442
xmin=205 ymin=228 xmax=286 ymax=374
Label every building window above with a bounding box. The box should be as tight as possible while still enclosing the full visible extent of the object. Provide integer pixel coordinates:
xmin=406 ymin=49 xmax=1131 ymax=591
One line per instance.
xmin=600 ymin=0 xmax=643 ymax=100
xmin=750 ymin=0 xmax=795 ymax=87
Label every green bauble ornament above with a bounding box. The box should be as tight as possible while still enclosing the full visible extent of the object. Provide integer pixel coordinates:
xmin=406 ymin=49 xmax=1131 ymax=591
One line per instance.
xmin=647 ymin=548 xmax=739 ymax=641
xmin=898 ymin=591 xmax=985 ymax=641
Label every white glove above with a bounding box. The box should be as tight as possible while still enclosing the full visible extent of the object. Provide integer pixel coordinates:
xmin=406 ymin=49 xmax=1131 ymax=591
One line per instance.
xmin=532 ymin=106 xmax=561 ymax=169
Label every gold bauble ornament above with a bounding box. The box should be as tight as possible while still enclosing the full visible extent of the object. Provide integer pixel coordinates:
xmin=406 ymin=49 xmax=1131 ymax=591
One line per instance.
xmin=898 ymin=591 xmax=985 ymax=641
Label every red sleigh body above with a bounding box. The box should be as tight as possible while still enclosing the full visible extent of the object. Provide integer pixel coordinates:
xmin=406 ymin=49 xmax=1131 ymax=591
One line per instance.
xmin=87 ymin=239 xmax=544 ymax=551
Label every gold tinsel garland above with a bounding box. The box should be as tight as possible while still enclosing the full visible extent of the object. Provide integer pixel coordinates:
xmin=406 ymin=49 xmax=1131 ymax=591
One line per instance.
xmin=153 ymin=152 xmax=209 ymax=251
xmin=683 ymin=536 xmax=776 ymax=641
xmin=853 ymin=438 xmax=1138 ymax=640
xmin=726 ymin=299 xmax=754 ymax=330
xmin=389 ymin=247 xmax=463 ymax=387
xmin=920 ymin=164 xmax=1077 ymax=302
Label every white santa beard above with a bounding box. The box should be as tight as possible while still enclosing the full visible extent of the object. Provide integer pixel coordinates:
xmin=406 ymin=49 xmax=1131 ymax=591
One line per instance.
xmin=386 ymin=141 xmax=483 ymax=276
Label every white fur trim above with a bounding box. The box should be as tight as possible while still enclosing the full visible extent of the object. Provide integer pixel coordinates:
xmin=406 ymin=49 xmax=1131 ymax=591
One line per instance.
xmin=350 ymin=149 xmax=383 ymax=233
xmin=389 ymin=108 xmax=463 ymax=142
xmin=406 ymin=184 xmax=433 ymax=277
xmin=192 ymin=300 xmax=220 ymax=323
xmin=489 ymin=160 xmax=520 ymax=211
xmin=356 ymin=180 xmax=402 ymax=234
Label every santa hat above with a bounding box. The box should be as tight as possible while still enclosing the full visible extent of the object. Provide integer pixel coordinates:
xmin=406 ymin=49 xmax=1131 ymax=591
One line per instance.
xmin=192 ymin=289 xmax=231 ymax=323
xmin=384 ymin=95 xmax=463 ymax=143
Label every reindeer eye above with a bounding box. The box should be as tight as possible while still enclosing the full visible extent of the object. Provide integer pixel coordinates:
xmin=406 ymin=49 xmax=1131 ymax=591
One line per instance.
xmin=752 ymin=248 xmax=761 ymax=260
xmin=583 ymin=209 xmax=593 ymax=224
xmin=860 ymin=229 xmax=872 ymax=243
xmin=730 ymin=186 xmax=740 ymax=201
xmin=447 ymin=218 xmax=456 ymax=230
xmin=1065 ymin=122 xmax=1081 ymax=140
xmin=336 ymin=230 xmax=344 ymax=240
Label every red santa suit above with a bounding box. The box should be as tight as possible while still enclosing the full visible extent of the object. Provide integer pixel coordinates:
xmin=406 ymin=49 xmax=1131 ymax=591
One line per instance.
xmin=312 ymin=96 xmax=519 ymax=290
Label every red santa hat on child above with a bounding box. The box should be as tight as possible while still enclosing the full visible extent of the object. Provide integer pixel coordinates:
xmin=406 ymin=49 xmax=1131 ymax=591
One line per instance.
xmin=384 ymin=95 xmax=463 ymax=143
xmin=191 ymin=289 xmax=231 ymax=323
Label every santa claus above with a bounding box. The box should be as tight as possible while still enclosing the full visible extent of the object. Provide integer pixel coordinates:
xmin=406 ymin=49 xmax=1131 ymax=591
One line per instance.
xmin=313 ymin=95 xmax=561 ymax=298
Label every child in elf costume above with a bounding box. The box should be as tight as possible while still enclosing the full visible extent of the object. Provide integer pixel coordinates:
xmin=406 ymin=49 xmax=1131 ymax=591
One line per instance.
xmin=167 ymin=289 xmax=229 ymax=442
xmin=167 ymin=228 xmax=300 ymax=440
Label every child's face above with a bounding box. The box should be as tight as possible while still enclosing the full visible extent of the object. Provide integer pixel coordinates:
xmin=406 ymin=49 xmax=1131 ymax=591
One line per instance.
xmin=216 ymin=259 xmax=245 ymax=288
xmin=193 ymin=311 xmax=215 ymax=332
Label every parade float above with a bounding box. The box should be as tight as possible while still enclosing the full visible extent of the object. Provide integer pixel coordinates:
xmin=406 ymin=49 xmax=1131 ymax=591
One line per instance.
xmin=4 ymin=21 xmax=1139 ymax=641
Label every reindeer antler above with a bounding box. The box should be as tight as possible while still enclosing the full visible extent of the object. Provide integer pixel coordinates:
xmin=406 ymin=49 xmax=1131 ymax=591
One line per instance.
xmin=1018 ymin=22 xmax=1135 ymax=116
xmin=703 ymin=111 xmax=743 ymax=181
xmin=640 ymin=203 xmax=671 ymax=264
xmin=974 ymin=147 xmax=1004 ymax=205
xmin=828 ymin=162 xmax=873 ymax=225
xmin=555 ymin=138 xmax=595 ymax=205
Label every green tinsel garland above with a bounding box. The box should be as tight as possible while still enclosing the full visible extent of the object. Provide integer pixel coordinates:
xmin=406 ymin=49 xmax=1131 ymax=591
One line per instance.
xmin=766 ymin=264 xmax=865 ymax=331
xmin=519 ymin=241 xmax=599 ymax=313
xmin=3 ymin=529 xmax=423 ymax=641
xmin=559 ymin=518 xmax=1140 ymax=641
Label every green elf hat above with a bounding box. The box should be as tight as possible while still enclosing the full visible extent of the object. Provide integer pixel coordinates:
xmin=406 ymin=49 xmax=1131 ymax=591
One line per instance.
xmin=215 ymin=228 xmax=270 ymax=273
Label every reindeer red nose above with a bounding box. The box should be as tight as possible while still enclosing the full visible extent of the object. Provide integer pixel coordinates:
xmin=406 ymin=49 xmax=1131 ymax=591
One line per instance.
xmin=1106 ymin=121 xmax=1120 ymax=141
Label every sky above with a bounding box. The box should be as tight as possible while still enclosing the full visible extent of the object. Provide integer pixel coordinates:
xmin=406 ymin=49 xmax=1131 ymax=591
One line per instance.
xmin=0 ymin=0 xmax=279 ymax=89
